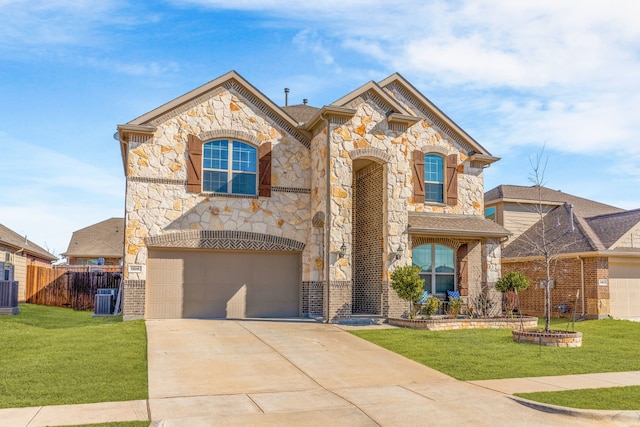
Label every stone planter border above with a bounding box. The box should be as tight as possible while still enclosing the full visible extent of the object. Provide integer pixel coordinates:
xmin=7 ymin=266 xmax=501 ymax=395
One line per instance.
xmin=388 ymin=316 xmax=538 ymax=331
xmin=512 ymin=329 xmax=582 ymax=347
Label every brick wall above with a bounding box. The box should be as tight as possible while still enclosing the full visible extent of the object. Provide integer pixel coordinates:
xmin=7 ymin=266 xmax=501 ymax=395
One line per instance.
xmin=302 ymin=281 xmax=324 ymax=317
xmin=503 ymin=256 xmax=608 ymax=319
xmin=123 ymin=280 xmax=145 ymax=320
xmin=325 ymin=280 xmax=352 ymax=322
xmin=353 ymin=163 xmax=384 ymax=314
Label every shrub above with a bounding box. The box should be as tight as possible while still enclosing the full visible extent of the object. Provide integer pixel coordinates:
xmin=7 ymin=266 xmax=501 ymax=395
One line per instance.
xmin=421 ymin=296 xmax=441 ymax=317
xmin=496 ymin=271 xmax=531 ymax=317
xmin=447 ymin=296 xmax=463 ymax=318
xmin=391 ymin=265 xmax=425 ymax=318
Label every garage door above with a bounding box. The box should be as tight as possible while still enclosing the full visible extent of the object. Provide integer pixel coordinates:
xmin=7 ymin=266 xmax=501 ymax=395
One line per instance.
xmin=609 ymin=258 xmax=640 ymax=318
xmin=146 ymin=249 xmax=300 ymax=319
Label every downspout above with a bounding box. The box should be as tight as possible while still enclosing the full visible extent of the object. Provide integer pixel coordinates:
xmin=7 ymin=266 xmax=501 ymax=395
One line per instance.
xmin=577 ymin=256 xmax=585 ymax=317
xmin=324 ymin=114 xmax=332 ymax=323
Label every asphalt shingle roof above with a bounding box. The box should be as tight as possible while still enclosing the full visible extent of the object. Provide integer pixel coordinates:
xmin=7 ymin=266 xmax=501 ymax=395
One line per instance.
xmin=408 ymin=213 xmax=511 ymax=238
xmin=485 ymin=185 xmax=623 ymax=218
xmin=61 ymin=218 xmax=125 ymax=258
xmin=281 ymin=104 xmax=320 ymax=125
xmin=0 ymin=223 xmax=57 ymax=261
xmin=586 ymin=208 xmax=640 ymax=249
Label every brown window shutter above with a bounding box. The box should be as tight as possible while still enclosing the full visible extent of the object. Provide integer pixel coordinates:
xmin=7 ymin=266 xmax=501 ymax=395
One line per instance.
xmin=457 ymin=244 xmax=468 ymax=296
xmin=258 ymin=141 xmax=272 ymax=197
xmin=187 ymin=134 xmax=202 ymax=193
xmin=412 ymin=150 xmax=425 ymax=203
xmin=446 ymin=154 xmax=458 ymax=205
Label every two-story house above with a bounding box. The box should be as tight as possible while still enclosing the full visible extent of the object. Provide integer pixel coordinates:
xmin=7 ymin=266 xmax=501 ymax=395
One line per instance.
xmin=116 ymin=71 xmax=509 ymax=321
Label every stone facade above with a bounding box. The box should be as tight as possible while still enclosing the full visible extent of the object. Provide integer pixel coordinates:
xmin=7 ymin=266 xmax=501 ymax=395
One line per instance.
xmin=117 ymin=71 xmax=506 ymax=321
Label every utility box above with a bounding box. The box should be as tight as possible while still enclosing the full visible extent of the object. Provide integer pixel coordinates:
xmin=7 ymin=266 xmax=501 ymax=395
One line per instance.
xmin=0 ymin=281 xmax=19 ymax=315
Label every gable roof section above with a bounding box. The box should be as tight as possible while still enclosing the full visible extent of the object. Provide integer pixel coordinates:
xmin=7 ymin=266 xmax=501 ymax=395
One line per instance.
xmin=0 ymin=223 xmax=57 ymax=261
xmin=408 ymin=213 xmax=510 ymax=239
xmin=586 ymin=208 xmax=640 ymax=249
xmin=379 ymin=73 xmax=496 ymax=162
xmin=485 ymin=185 xmax=623 ymax=218
xmin=281 ymin=104 xmax=321 ymax=125
xmin=118 ymin=71 xmax=311 ymax=153
xmin=61 ymin=218 xmax=125 ymax=258
xmin=503 ymin=204 xmax=608 ymax=258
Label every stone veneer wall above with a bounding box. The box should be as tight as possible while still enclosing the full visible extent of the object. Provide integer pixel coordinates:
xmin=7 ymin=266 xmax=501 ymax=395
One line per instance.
xmin=353 ymin=163 xmax=384 ymax=314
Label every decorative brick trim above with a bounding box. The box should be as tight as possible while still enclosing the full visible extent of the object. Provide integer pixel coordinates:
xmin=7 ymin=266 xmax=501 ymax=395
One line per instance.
xmin=202 ymin=192 xmax=259 ymax=199
xmin=330 ymin=280 xmax=352 ymax=288
xmin=272 ymin=186 xmax=311 ymax=194
xmin=148 ymin=87 xmax=226 ymax=126
xmin=128 ymin=176 xmax=187 ymax=185
xmin=349 ymin=147 xmax=392 ymax=163
xmin=223 ymin=80 xmax=311 ymax=149
xmin=312 ymin=212 xmax=325 ymax=228
xmin=123 ymin=279 xmax=145 ymax=320
xmin=123 ymin=280 xmax=146 ymax=288
xmin=388 ymin=82 xmax=475 ymax=154
xmin=145 ymin=230 xmax=305 ymax=252
xmin=411 ymin=236 xmax=463 ymax=251
xmin=197 ymin=130 xmax=262 ymax=147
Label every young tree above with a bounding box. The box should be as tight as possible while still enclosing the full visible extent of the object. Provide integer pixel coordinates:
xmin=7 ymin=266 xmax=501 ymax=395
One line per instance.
xmin=495 ymin=271 xmax=531 ymax=317
xmin=390 ymin=265 xmax=424 ymax=317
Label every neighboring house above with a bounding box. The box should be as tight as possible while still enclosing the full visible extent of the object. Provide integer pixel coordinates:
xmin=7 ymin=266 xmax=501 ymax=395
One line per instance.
xmin=61 ymin=218 xmax=125 ymax=266
xmin=116 ymin=70 xmax=509 ymax=321
xmin=485 ymin=185 xmax=640 ymax=319
xmin=0 ymin=223 xmax=57 ymax=302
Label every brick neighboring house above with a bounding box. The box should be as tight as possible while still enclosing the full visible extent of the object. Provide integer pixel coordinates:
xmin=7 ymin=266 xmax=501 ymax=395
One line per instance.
xmin=61 ymin=218 xmax=124 ymax=267
xmin=485 ymin=185 xmax=640 ymax=319
xmin=116 ymin=70 xmax=509 ymax=321
xmin=0 ymin=223 xmax=57 ymax=302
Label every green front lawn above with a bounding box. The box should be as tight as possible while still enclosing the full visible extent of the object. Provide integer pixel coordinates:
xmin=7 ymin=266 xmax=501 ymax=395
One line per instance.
xmin=0 ymin=304 xmax=148 ymax=409
xmin=515 ymin=386 xmax=640 ymax=411
xmin=350 ymin=318 xmax=640 ymax=381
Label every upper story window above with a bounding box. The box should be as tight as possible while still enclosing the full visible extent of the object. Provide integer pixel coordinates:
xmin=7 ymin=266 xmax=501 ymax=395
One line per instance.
xmin=202 ymin=140 xmax=257 ymax=195
xmin=424 ymin=154 xmax=444 ymax=203
xmin=412 ymin=150 xmax=458 ymax=206
xmin=485 ymin=206 xmax=496 ymax=222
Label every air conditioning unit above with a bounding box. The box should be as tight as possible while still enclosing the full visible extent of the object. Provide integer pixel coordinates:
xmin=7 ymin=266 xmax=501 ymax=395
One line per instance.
xmin=97 ymin=288 xmax=116 ymax=297
xmin=94 ymin=294 xmax=113 ymax=315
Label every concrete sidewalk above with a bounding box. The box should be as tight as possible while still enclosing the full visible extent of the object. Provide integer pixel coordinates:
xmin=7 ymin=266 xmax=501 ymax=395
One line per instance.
xmin=469 ymin=371 xmax=640 ymax=395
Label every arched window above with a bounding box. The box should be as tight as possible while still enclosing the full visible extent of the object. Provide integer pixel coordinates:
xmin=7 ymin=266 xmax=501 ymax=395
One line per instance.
xmin=412 ymin=244 xmax=455 ymax=295
xmin=424 ymin=154 xmax=444 ymax=203
xmin=202 ymin=140 xmax=257 ymax=195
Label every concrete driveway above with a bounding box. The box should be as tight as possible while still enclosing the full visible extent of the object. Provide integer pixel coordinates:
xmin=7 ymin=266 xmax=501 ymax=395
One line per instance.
xmin=146 ymin=319 xmax=616 ymax=426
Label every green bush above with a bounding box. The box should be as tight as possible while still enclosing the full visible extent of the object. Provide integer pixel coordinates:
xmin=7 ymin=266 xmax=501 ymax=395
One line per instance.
xmin=390 ymin=265 xmax=425 ymax=317
xmin=421 ymin=296 xmax=441 ymax=317
xmin=447 ymin=296 xmax=463 ymax=317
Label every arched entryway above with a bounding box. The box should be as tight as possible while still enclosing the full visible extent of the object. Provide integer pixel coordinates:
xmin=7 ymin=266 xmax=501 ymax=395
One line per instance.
xmin=352 ymin=158 xmax=386 ymax=314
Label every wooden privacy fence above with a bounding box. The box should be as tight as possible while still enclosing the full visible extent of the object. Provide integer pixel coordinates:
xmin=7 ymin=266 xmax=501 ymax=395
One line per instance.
xmin=26 ymin=265 xmax=123 ymax=311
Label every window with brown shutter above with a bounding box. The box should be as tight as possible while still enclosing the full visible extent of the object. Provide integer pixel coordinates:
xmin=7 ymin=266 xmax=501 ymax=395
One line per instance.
xmin=446 ymin=154 xmax=458 ymax=206
xmin=258 ymin=141 xmax=272 ymax=197
xmin=187 ymin=134 xmax=202 ymax=193
xmin=412 ymin=150 xmax=425 ymax=203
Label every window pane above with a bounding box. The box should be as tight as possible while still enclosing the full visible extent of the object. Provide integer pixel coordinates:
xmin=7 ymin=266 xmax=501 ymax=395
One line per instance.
xmin=203 ymin=140 xmax=228 ymax=170
xmin=435 ymin=275 xmax=455 ymax=294
xmin=434 ymin=245 xmax=454 ymax=272
xmin=420 ymin=274 xmax=432 ymax=293
xmin=412 ymin=245 xmax=432 ymax=272
xmin=232 ymin=141 xmax=257 ymax=172
xmin=425 ymin=183 xmax=443 ymax=203
xmin=203 ymin=170 xmax=228 ymax=193
xmin=424 ymin=154 xmax=443 ymax=183
xmin=231 ymin=172 xmax=256 ymax=195
xmin=485 ymin=207 xmax=496 ymax=221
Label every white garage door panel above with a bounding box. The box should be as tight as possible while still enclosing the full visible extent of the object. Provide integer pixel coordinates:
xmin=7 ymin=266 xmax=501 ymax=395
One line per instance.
xmin=609 ymin=259 xmax=640 ymax=318
xmin=147 ymin=250 xmax=300 ymax=319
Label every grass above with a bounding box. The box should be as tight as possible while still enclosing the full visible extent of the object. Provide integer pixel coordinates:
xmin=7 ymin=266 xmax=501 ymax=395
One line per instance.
xmin=350 ymin=317 xmax=640 ymax=381
xmin=0 ymin=304 xmax=148 ymax=409
xmin=515 ymin=386 xmax=640 ymax=410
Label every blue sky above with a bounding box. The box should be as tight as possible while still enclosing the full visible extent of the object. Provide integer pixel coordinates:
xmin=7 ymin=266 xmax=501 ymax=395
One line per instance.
xmin=2 ymin=0 xmax=640 ymax=257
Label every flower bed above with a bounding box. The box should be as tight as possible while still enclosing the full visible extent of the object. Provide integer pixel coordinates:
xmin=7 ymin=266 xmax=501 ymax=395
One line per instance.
xmin=388 ymin=316 xmax=538 ymax=331
xmin=512 ymin=329 xmax=582 ymax=347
